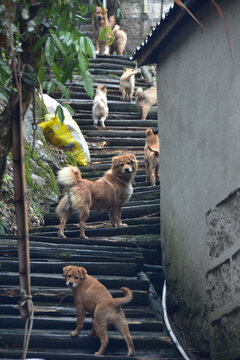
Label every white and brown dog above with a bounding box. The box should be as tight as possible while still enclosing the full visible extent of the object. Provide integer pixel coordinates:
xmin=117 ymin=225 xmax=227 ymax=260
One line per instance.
xmin=144 ymin=128 xmax=160 ymax=186
xmin=63 ymin=265 xmax=135 ymax=356
xmin=56 ymin=153 xmax=138 ymax=239
xmin=92 ymin=84 xmax=108 ymax=127
xmin=119 ymin=68 xmax=140 ymax=102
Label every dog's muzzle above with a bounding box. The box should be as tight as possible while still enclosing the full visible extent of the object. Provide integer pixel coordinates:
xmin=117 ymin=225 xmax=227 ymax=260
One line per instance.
xmin=125 ymin=167 xmax=132 ymax=173
xmin=97 ymin=16 xmax=103 ymax=21
xmin=66 ymin=281 xmax=74 ymax=287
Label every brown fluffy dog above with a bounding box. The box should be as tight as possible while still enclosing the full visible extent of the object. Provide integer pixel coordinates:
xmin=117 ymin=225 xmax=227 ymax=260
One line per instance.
xmin=63 ymin=265 xmax=135 ymax=356
xmin=110 ymin=24 xmax=127 ymax=55
xmin=93 ymin=6 xmax=111 ymax=55
xmin=56 ymin=154 xmax=138 ymax=239
xmin=144 ymin=128 xmax=160 ymax=186
xmin=136 ymin=87 xmax=157 ymax=120
xmin=120 ymin=68 xmax=140 ymax=102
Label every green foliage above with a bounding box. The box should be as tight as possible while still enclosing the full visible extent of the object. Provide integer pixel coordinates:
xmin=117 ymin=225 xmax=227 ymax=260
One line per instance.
xmin=0 ymin=0 xmax=96 ymax=104
xmin=0 ymin=219 xmax=7 ymax=235
xmin=98 ymin=26 xmax=115 ymax=46
xmin=3 ymin=173 xmax=13 ymax=184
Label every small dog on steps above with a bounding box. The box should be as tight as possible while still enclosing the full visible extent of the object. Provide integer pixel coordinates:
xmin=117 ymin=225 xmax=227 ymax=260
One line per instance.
xmin=110 ymin=24 xmax=127 ymax=55
xmin=92 ymin=84 xmax=108 ymax=127
xmin=136 ymin=87 xmax=157 ymax=120
xmin=63 ymin=265 xmax=135 ymax=356
xmin=144 ymin=128 xmax=160 ymax=186
xmin=120 ymin=68 xmax=140 ymax=102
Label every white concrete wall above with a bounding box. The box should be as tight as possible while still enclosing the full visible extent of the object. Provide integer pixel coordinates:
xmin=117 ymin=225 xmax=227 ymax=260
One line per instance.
xmin=156 ymin=0 xmax=240 ymax=357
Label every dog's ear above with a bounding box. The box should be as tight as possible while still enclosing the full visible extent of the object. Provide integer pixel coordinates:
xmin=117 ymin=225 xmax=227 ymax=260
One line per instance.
xmin=127 ymin=154 xmax=136 ymax=163
xmin=78 ymin=267 xmax=87 ymax=280
xmin=103 ymin=7 xmax=108 ymax=16
xmin=127 ymin=154 xmax=138 ymax=171
xmin=146 ymin=128 xmax=153 ymax=136
xmin=112 ymin=156 xmax=120 ymax=168
xmin=63 ymin=265 xmax=71 ymax=276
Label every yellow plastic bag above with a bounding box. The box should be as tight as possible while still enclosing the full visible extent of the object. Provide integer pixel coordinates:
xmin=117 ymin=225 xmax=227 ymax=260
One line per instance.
xmin=38 ymin=115 xmax=89 ymax=166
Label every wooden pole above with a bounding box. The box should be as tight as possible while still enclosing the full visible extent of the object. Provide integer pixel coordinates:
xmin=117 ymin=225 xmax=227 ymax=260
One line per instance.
xmin=12 ymin=76 xmax=32 ymax=320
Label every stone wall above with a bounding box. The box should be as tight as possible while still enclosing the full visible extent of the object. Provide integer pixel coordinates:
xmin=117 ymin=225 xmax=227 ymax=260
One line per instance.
xmin=117 ymin=0 xmax=173 ymax=55
xmin=206 ymin=189 xmax=240 ymax=359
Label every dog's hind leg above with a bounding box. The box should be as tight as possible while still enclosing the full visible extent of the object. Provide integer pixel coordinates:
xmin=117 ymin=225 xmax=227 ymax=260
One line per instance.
xmin=115 ymin=317 xmax=135 ymax=356
xmin=56 ymin=194 xmax=72 ymax=238
xmin=94 ymin=321 xmax=109 ymax=355
xmin=79 ymin=206 xmax=90 ymax=239
xmin=120 ymin=88 xmax=126 ymax=101
xmin=92 ymin=113 xmax=98 ymax=127
xmin=156 ymin=163 xmax=160 ymax=184
xmin=99 ymin=116 xmax=106 ymax=127
xmin=129 ymin=88 xmax=134 ymax=102
xmin=58 ymin=216 xmax=69 ymax=238
xmin=141 ymin=105 xmax=150 ymax=120
xmin=149 ymin=165 xmax=156 ymax=187
xmin=145 ymin=160 xmax=150 ymax=183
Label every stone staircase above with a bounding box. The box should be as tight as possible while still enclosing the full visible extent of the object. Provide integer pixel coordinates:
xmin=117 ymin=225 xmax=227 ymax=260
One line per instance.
xmin=0 ymin=54 xmax=184 ymax=359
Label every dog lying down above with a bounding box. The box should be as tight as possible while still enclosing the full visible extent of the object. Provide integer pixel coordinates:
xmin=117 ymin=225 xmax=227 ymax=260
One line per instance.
xmin=56 ymin=153 xmax=138 ymax=239
xmin=63 ymin=265 xmax=135 ymax=356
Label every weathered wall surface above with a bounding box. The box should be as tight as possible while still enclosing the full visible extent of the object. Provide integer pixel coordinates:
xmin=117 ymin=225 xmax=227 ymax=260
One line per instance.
xmin=156 ymin=0 xmax=240 ymax=358
xmin=206 ymin=189 xmax=240 ymax=359
xmin=119 ymin=0 xmax=173 ymax=54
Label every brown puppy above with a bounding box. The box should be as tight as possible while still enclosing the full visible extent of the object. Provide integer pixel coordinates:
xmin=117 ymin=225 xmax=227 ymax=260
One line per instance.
xmin=136 ymin=87 xmax=157 ymax=120
xmin=110 ymin=24 xmax=127 ymax=55
xmin=93 ymin=6 xmax=111 ymax=55
xmin=56 ymin=154 xmax=138 ymax=239
xmin=63 ymin=265 xmax=135 ymax=356
xmin=144 ymin=128 xmax=160 ymax=186
xmin=120 ymin=68 xmax=140 ymax=102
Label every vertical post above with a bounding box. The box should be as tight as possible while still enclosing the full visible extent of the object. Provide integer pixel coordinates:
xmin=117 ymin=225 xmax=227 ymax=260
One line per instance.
xmin=12 ymin=81 xmax=32 ymax=320
xmin=103 ymin=0 xmax=107 ymax=8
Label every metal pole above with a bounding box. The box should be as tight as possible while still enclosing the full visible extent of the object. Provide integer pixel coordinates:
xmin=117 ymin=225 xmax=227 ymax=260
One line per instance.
xmin=12 ymin=76 xmax=32 ymax=320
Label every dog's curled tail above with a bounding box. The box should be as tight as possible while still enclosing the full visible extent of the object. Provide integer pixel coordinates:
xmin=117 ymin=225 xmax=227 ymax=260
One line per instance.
xmin=57 ymin=166 xmax=82 ymax=187
xmin=136 ymin=87 xmax=144 ymax=99
xmin=112 ymin=287 xmax=133 ymax=308
xmin=109 ymin=15 xmax=116 ymax=29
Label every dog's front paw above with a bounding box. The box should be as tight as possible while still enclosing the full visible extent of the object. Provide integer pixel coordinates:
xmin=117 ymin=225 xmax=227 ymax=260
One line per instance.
xmin=94 ymin=351 xmax=103 ymax=356
xmin=58 ymin=233 xmax=66 ymax=238
xmin=80 ymin=234 xmax=88 ymax=239
xmin=71 ymin=330 xmax=80 ymax=338
xmin=119 ymin=223 xmax=128 ymax=228
xmin=127 ymin=351 xmax=135 ymax=356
